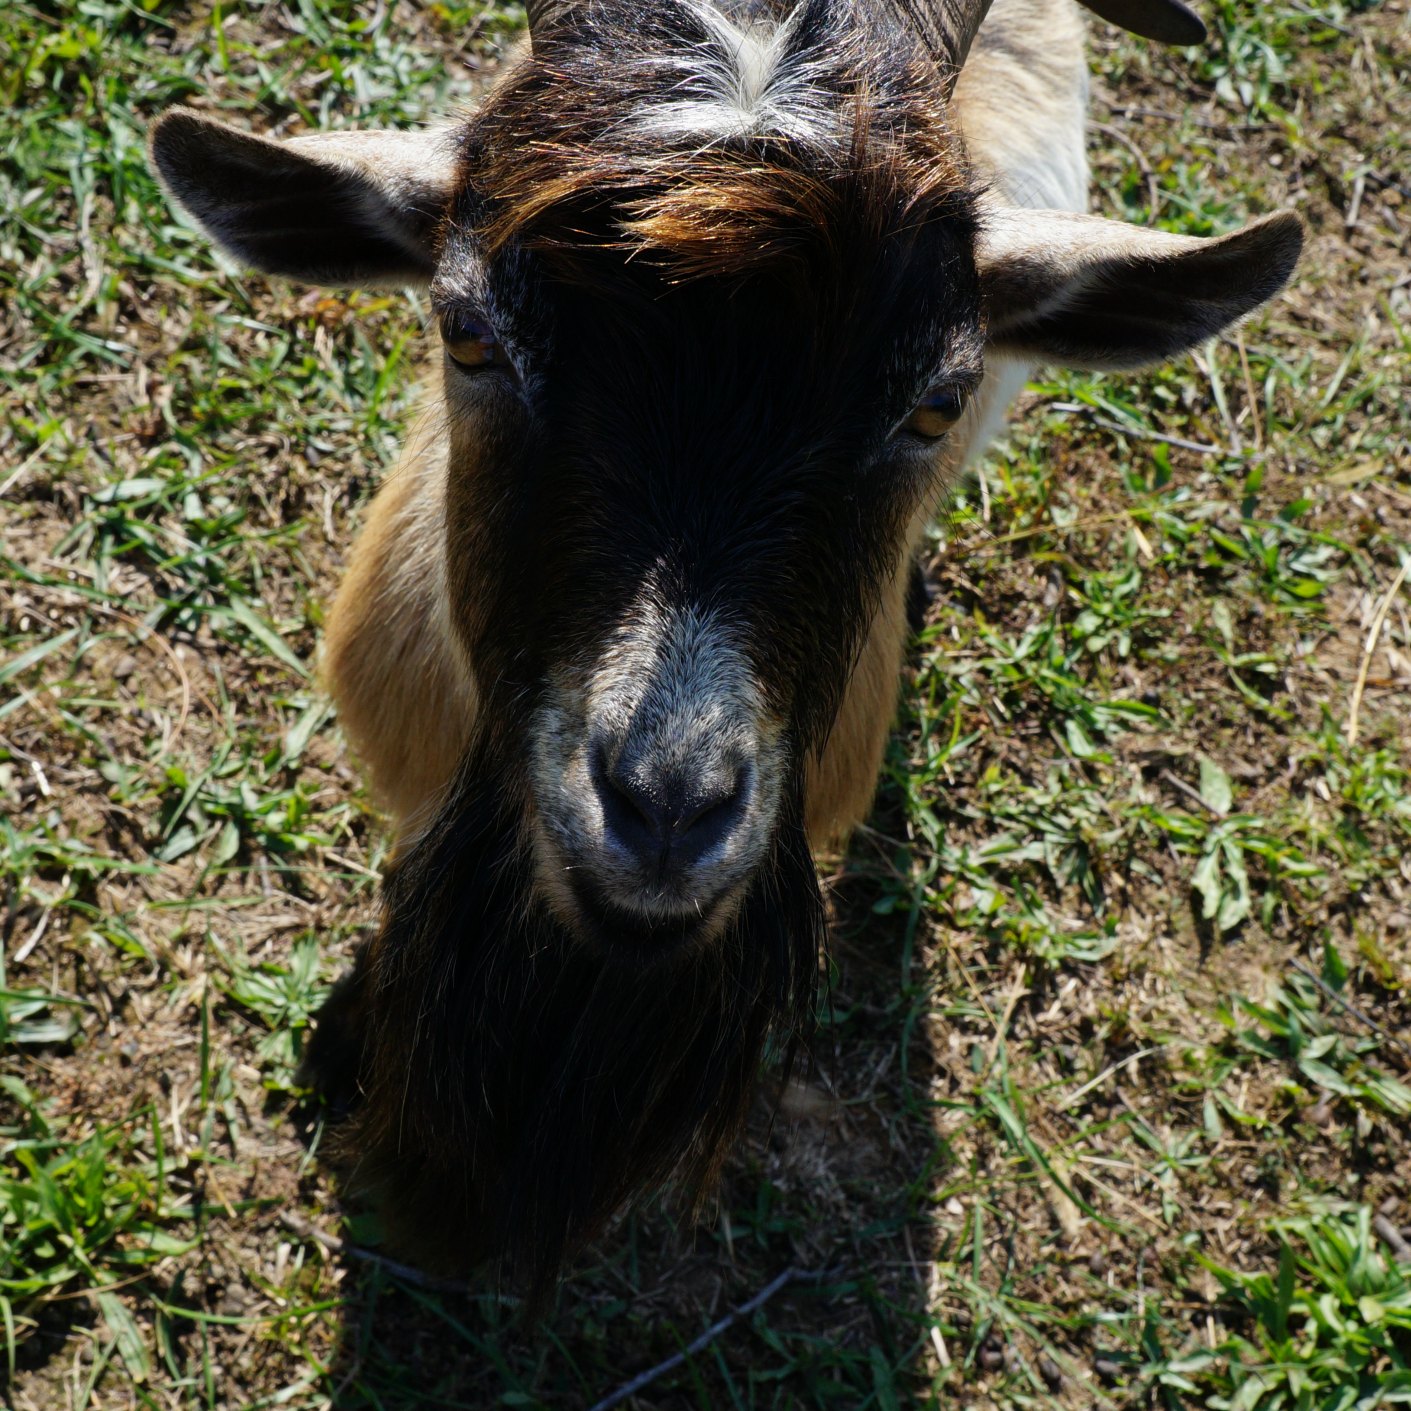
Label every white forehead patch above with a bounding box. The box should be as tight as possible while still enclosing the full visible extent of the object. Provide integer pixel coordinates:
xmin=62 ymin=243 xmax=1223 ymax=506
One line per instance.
xmin=632 ymin=3 xmax=835 ymax=144
xmin=592 ymin=597 xmax=753 ymax=733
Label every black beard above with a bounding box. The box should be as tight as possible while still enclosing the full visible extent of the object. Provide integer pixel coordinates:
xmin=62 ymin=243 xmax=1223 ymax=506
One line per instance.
xmin=303 ymin=745 xmax=824 ymax=1309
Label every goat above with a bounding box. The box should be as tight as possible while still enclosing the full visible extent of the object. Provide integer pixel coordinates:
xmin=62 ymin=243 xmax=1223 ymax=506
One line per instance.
xmin=149 ymin=0 xmax=1301 ymax=1304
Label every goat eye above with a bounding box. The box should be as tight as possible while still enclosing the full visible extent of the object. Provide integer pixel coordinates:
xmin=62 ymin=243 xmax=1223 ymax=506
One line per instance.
xmin=903 ymin=386 xmax=968 ymax=441
xmin=441 ymin=315 xmax=500 ymax=370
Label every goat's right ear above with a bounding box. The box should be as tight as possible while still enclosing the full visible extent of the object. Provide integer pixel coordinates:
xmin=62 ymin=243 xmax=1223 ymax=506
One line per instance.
xmin=147 ymin=109 xmax=460 ymax=288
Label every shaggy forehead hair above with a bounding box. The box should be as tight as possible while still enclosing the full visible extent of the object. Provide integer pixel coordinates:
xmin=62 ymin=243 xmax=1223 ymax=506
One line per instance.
xmin=464 ymin=0 xmax=973 ymax=280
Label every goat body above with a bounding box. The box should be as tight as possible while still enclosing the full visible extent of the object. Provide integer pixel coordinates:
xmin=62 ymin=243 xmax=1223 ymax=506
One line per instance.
xmin=150 ymin=0 xmax=1301 ymax=1302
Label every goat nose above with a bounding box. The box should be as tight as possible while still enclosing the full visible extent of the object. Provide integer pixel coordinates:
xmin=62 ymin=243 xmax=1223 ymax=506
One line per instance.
xmin=591 ymin=744 xmax=751 ymax=875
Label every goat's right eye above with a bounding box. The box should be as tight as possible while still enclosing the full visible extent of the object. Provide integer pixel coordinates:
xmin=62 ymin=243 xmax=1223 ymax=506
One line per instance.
xmin=441 ymin=315 xmax=500 ymax=370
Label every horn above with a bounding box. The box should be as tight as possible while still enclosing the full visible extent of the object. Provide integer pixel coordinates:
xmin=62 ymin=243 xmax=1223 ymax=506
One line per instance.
xmin=524 ymin=0 xmax=573 ymax=50
xmin=1078 ymin=0 xmax=1206 ymax=45
xmin=923 ymin=0 xmax=1206 ymax=94
xmin=905 ymin=0 xmax=997 ymax=88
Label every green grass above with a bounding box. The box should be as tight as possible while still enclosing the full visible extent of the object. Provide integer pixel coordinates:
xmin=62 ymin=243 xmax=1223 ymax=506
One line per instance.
xmin=2 ymin=0 xmax=1409 ymax=1406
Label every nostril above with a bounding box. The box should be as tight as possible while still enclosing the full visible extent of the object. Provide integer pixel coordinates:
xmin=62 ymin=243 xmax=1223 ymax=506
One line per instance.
xmin=680 ymin=792 xmax=731 ymax=838
xmin=589 ymin=740 xmax=753 ymax=870
xmin=677 ymin=763 xmax=751 ymax=840
xmin=591 ymin=740 xmax=668 ymax=846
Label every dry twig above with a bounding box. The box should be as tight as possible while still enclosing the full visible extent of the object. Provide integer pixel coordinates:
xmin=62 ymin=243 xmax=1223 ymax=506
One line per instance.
xmin=1091 ymin=119 xmax=1161 ymax=216
xmin=586 ymin=1267 xmax=838 ymax=1411
xmin=1289 ymin=959 xmax=1411 ymax=1059
xmin=1050 ymin=401 xmax=1226 ymax=455
xmin=1160 ymin=769 xmax=1223 ymax=817
xmin=1347 ymin=558 xmax=1410 ymax=745
xmin=278 ymin=1213 xmax=505 ymax=1297
xmin=1374 ymin=1214 xmax=1411 ymax=1264
xmin=1059 ymin=1046 xmax=1162 ymax=1111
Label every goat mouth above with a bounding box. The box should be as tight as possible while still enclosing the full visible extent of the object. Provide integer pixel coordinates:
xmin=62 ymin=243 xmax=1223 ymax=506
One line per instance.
xmin=561 ymin=869 xmax=737 ymax=959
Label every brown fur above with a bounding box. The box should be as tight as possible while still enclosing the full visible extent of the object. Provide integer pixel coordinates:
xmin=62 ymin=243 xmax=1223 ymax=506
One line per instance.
xmin=469 ymin=30 xmax=969 ymax=284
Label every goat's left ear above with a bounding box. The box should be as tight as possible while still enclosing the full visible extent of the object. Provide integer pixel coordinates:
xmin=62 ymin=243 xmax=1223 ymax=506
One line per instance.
xmin=978 ymin=206 xmax=1303 ymax=371
xmin=148 ymin=108 xmax=460 ymax=287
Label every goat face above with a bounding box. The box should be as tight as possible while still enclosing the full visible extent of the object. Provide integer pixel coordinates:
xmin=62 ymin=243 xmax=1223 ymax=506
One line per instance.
xmin=149 ymin=0 xmax=1301 ymax=1301
xmin=435 ymin=11 xmax=984 ymax=953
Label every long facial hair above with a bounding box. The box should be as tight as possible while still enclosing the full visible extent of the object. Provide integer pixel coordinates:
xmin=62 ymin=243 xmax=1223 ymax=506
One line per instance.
xmin=328 ymin=723 xmax=825 ymax=1309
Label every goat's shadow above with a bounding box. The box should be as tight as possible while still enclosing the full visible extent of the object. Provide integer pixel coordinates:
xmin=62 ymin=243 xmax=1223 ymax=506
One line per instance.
xmin=297 ymin=798 xmax=957 ymax=1410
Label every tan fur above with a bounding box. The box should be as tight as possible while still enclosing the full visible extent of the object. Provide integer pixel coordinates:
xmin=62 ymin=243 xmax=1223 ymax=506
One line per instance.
xmin=956 ymin=0 xmax=1090 ymax=212
xmin=324 ymin=0 xmax=1089 ymax=848
xmin=320 ymin=403 xmax=475 ymax=839
xmin=802 ymin=542 xmax=912 ymax=846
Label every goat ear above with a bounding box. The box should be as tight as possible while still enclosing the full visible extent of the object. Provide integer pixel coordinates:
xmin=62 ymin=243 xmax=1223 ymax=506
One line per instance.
xmin=148 ymin=108 xmax=459 ymax=287
xmin=978 ymin=207 xmax=1303 ymax=371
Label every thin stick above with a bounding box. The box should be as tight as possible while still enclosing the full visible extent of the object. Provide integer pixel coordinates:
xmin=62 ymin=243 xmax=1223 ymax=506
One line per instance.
xmin=1090 ymin=416 xmax=1225 ymax=456
xmin=1048 ymin=402 xmax=1226 ymax=455
xmin=1236 ymin=329 xmax=1264 ymax=453
xmin=587 ymin=1267 xmax=834 ymax=1411
xmin=1289 ymin=960 xmax=1411 ymax=1058
xmin=1059 ymin=1046 xmax=1162 ymax=1111
xmin=1345 ymin=173 xmax=1366 ymax=231
xmin=278 ymin=1213 xmax=506 ymax=1297
xmin=941 ymin=933 xmax=1001 ymax=1035
xmin=1285 ymin=0 xmax=1355 ymax=37
xmin=12 ymin=903 xmax=54 ymax=965
xmin=930 ymin=1324 xmax=952 ymax=1368
xmin=951 ymin=510 xmax=1134 ymax=558
xmin=1347 ymin=558 xmax=1410 ymax=746
xmin=1373 ymin=1214 xmax=1411 ymax=1264
xmin=1160 ymin=768 xmax=1223 ymax=818
xmin=1099 ymin=102 xmax=1281 ymax=133
xmin=0 ymin=443 xmax=48 ymax=498
xmin=1091 ymin=120 xmax=1161 ymax=218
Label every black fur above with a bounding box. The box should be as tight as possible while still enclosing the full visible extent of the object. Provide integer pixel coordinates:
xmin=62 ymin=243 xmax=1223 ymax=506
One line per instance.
xmin=309 ymin=740 xmax=824 ymax=1309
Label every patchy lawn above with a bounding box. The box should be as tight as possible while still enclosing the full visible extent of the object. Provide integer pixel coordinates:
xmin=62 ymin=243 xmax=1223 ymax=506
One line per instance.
xmin=2 ymin=0 xmax=1407 ymax=1407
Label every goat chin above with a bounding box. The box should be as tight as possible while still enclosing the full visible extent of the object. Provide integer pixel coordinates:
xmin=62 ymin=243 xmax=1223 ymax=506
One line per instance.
xmin=300 ymin=743 xmax=824 ymax=1311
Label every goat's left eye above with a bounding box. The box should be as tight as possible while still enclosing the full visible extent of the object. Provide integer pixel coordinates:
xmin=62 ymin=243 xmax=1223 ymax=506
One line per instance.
xmin=903 ymin=386 xmax=968 ymax=441
xmin=441 ymin=315 xmax=500 ymax=370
